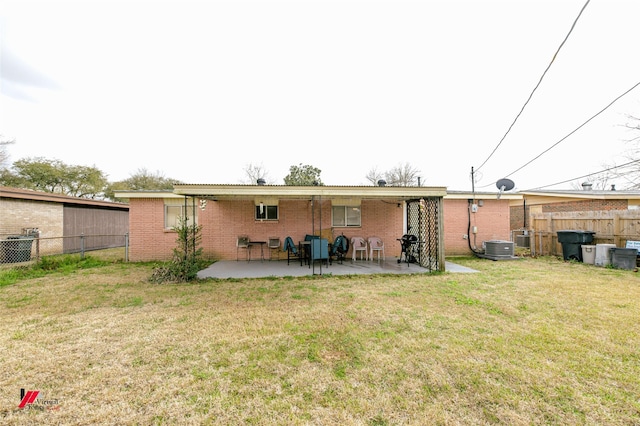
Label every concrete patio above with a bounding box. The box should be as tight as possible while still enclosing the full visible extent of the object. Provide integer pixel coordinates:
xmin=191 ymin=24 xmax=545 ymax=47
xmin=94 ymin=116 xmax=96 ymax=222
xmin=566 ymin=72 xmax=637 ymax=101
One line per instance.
xmin=197 ymin=257 xmax=477 ymax=279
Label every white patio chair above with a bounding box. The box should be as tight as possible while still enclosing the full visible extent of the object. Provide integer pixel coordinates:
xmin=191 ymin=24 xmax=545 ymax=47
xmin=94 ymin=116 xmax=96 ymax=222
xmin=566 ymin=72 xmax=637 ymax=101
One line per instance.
xmin=268 ymin=237 xmax=281 ymax=260
xmin=368 ymin=236 xmax=385 ymax=262
xmin=236 ymin=235 xmax=250 ymax=261
xmin=351 ymin=236 xmax=368 ymax=261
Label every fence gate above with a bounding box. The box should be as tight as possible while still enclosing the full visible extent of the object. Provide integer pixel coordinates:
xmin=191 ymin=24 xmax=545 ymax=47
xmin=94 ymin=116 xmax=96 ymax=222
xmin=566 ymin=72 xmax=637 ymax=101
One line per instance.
xmin=406 ymin=197 xmax=444 ymax=272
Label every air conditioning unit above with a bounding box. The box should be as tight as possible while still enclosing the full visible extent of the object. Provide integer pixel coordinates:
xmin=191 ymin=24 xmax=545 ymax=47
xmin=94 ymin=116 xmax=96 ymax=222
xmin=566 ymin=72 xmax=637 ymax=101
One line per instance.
xmin=484 ymin=240 xmax=515 ymax=258
xmin=515 ymin=234 xmax=530 ymax=248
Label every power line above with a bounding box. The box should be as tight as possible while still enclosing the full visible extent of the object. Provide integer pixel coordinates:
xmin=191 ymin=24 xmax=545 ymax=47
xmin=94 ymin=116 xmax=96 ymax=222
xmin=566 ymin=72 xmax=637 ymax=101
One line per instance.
xmin=474 ymin=0 xmax=591 ymax=173
xmin=523 ymin=158 xmax=640 ymax=190
xmin=476 ymin=80 xmax=640 ymax=190
xmin=502 ymin=81 xmax=640 ymax=179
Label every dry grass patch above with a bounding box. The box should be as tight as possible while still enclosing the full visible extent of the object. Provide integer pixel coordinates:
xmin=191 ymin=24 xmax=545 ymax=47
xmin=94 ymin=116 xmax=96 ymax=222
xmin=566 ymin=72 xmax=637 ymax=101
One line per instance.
xmin=0 ymin=257 xmax=639 ymax=424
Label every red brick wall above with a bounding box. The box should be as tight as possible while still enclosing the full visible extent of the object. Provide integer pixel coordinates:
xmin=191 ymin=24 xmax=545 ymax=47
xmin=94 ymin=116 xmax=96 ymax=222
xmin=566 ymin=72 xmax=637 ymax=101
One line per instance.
xmin=130 ymin=198 xmax=405 ymax=261
xmin=444 ymin=199 xmax=511 ymax=255
xmin=541 ymin=199 xmax=627 ymax=213
xmin=129 ymin=197 xmax=511 ymax=260
xmin=129 ymin=198 xmax=177 ymax=261
xmin=510 ymin=201 xmax=527 ymax=230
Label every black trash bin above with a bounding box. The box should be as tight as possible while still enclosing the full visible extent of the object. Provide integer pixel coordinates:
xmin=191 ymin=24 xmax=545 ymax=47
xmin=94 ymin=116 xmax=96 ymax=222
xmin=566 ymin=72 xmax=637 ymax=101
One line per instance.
xmin=5 ymin=235 xmax=35 ymax=263
xmin=557 ymin=230 xmax=595 ymax=261
xmin=610 ymin=247 xmax=638 ymax=270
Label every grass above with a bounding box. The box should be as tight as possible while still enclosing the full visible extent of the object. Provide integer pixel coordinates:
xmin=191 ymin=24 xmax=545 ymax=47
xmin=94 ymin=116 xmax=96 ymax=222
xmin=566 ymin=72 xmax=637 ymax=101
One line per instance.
xmin=0 ymin=254 xmax=639 ymax=424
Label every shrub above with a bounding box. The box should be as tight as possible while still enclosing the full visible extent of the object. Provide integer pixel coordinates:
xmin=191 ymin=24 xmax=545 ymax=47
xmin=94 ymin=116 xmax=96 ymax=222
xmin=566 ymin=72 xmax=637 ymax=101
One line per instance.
xmin=150 ymin=216 xmax=203 ymax=283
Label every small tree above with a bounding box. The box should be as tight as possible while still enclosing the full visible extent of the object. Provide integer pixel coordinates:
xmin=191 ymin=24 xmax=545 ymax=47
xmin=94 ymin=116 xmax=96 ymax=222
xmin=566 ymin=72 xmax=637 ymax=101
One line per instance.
xmin=105 ymin=168 xmax=181 ymax=201
xmin=150 ymin=215 xmax=203 ymax=283
xmin=283 ymin=163 xmax=323 ymax=186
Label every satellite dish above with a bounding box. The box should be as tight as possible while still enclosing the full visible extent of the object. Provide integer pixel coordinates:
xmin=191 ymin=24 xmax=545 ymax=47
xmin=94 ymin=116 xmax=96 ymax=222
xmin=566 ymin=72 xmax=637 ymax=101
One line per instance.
xmin=496 ymin=178 xmax=515 ymax=199
xmin=496 ymin=178 xmax=515 ymax=191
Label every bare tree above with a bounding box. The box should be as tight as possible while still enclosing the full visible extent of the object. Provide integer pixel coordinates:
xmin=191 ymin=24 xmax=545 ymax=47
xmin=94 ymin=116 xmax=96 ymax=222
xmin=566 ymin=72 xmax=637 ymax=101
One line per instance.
xmin=365 ymin=167 xmax=385 ymax=185
xmin=0 ymin=135 xmax=15 ymax=169
xmin=571 ymin=163 xmax=616 ymax=190
xmin=242 ymin=163 xmax=272 ymax=184
xmin=385 ymin=162 xmax=422 ymax=186
xmin=613 ymin=114 xmax=640 ymax=189
xmin=613 ymin=159 xmax=640 ymax=189
xmin=623 ymin=114 xmax=640 ymax=144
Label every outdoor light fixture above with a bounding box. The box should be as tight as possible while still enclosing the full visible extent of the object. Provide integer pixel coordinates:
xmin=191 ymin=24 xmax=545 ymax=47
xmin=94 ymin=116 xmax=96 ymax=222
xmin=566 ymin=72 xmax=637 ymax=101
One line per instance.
xmin=199 ymin=199 xmax=207 ymax=210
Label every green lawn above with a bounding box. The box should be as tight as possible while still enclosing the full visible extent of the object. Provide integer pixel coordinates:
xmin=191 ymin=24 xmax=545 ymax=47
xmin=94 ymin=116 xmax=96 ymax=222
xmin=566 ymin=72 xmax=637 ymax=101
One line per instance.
xmin=1 ymin=255 xmax=639 ymax=425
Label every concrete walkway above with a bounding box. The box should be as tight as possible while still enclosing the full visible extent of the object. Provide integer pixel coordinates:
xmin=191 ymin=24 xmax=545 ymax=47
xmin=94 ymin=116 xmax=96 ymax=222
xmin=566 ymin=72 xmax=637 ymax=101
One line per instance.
xmin=197 ymin=257 xmax=477 ymax=279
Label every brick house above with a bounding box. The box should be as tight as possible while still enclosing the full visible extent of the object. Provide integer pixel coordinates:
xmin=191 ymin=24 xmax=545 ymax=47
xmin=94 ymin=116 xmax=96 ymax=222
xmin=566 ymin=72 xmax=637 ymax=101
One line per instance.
xmin=117 ymin=183 xmax=450 ymax=269
xmin=116 ymin=184 xmax=516 ymax=264
xmin=0 ymin=186 xmax=129 ymax=255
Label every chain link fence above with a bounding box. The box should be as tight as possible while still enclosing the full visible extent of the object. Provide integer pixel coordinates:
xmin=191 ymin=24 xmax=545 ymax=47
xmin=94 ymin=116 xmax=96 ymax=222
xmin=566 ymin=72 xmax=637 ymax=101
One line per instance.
xmin=0 ymin=233 xmax=129 ymax=264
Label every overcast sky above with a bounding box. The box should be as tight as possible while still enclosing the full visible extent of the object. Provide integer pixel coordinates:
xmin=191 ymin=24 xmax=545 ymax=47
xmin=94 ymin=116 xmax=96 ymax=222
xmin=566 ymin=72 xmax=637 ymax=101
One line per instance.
xmin=1 ymin=0 xmax=639 ymax=192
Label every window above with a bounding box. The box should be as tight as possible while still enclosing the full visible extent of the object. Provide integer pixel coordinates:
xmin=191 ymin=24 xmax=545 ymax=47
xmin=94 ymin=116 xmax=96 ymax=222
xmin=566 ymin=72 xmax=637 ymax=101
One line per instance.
xmin=165 ymin=204 xmax=197 ymax=229
xmin=332 ymin=205 xmax=361 ymax=227
xmin=256 ymin=204 xmax=278 ymax=220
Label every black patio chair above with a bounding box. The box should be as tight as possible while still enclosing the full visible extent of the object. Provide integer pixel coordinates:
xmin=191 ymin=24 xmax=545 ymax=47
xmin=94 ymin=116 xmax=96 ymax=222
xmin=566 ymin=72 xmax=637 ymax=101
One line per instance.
xmin=330 ymin=234 xmax=349 ymax=264
xmin=283 ymin=236 xmax=302 ymax=265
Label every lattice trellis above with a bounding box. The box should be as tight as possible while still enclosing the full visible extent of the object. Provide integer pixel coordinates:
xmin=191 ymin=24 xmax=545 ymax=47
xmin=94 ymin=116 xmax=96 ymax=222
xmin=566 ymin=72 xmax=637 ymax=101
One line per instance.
xmin=406 ymin=197 xmax=443 ymax=272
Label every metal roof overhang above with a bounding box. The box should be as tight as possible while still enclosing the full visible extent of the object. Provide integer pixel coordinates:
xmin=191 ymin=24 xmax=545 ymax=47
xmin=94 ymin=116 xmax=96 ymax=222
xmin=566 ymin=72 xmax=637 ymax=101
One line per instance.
xmin=1 ymin=186 xmax=129 ymax=209
xmin=171 ymin=184 xmax=447 ymax=201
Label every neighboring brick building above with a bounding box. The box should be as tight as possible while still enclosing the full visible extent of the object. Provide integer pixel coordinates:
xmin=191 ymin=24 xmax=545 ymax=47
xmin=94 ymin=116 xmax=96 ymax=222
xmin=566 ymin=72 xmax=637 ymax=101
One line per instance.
xmin=509 ymin=189 xmax=640 ymax=231
xmin=0 ymin=186 xmax=129 ymax=255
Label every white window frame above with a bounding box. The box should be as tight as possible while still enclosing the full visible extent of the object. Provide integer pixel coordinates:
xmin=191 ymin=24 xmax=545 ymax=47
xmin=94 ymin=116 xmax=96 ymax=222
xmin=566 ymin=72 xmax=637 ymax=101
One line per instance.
xmin=332 ymin=205 xmax=361 ymax=227
xmin=255 ymin=204 xmax=279 ymax=221
xmin=164 ymin=204 xmax=198 ymax=229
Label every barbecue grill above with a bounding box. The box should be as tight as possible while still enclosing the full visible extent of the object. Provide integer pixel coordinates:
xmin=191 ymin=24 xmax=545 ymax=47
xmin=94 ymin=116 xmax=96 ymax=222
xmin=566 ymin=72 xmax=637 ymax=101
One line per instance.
xmin=397 ymin=234 xmax=418 ymax=265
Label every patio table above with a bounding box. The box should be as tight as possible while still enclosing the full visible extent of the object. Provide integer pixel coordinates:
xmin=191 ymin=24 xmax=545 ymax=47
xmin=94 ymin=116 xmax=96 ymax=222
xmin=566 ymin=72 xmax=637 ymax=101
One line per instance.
xmin=298 ymin=241 xmax=311 ymax=266
xmin=248 ymin=241 xmax=266 ymax=262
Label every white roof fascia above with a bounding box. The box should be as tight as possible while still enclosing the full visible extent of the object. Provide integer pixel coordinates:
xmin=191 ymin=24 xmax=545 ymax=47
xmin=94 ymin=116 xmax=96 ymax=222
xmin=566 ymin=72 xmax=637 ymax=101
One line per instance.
xmin=172 ymin=184 xmax=447 ymax=199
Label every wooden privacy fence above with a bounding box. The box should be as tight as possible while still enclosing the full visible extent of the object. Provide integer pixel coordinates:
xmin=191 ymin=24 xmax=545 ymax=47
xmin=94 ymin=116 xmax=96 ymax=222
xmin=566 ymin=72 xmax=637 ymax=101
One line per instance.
xmin=528 ymin=210 xmax=640 ymax=257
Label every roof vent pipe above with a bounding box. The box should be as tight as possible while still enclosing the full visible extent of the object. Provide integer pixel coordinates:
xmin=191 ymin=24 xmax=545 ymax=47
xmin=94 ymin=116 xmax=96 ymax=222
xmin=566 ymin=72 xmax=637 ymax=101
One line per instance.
xmin=581 ymin=182 xmax=592 ymax=191
xmin=257 ymin=178 xmax=266 ymax=185
xmin=377 ymin=179 xmax=386 ymax=187
xmin=611 ymin=184 xmax=616 ymax=191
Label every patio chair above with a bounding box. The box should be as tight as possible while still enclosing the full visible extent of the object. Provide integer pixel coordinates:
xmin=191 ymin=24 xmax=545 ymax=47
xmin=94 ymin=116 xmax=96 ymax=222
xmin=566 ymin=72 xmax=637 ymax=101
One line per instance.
xmin=351 ymin=236 xmax=368 ymax=261
xmin=330 ymin=234 xmax=349 ymax=264
xmin=268 ymin=237 xmax=281 ymax=260
xmin=368 ymin=236 xmax=385 ymax=262
xmin=283 ymin=236 xmax=302 ymax=265
xmin=236 ymin=235 xmax=250 ymax=261
xmin=309 ymin=238 xmax=330 ymax=268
